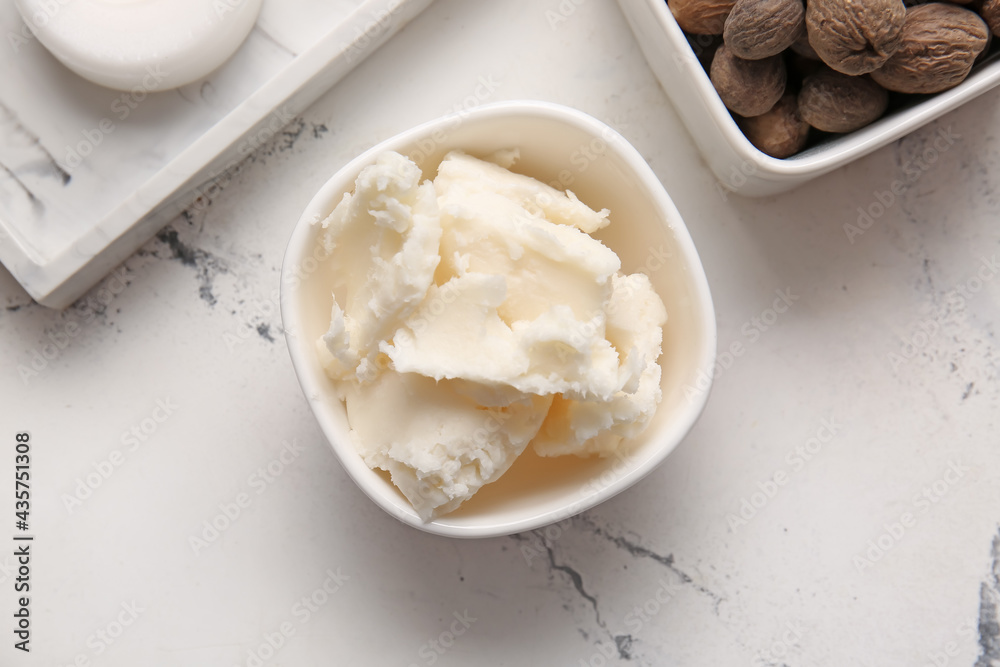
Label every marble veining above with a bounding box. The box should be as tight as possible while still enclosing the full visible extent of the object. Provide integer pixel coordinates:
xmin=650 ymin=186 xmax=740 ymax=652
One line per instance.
xmin=977 ymin=531 xmax=1000 ymax=666
xmin=1 ymin=0 xmax=998 ymax=664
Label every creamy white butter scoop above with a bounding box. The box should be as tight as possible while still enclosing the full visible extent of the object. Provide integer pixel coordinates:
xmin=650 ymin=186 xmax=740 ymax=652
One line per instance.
xmin=15 ymin=0 xmax=263 ymax=91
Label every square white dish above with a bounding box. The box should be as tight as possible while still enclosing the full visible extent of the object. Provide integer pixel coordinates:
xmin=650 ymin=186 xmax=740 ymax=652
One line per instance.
xmin=618 ymin=0 xmax=1000 ymax=197
xmin=0 ymin=0 xmax=433 ymax=308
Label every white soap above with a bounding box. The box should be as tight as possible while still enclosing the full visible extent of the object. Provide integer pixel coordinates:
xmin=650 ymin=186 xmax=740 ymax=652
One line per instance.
xmin=15 ymin=0 xmax=263 ymax=91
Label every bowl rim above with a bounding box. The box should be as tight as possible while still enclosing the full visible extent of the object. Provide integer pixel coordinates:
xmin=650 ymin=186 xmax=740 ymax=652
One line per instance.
xmin=633 ymin=0 xmax=1000 ymax=178
xmin=279 ymin=99 xmax=717 ymax=538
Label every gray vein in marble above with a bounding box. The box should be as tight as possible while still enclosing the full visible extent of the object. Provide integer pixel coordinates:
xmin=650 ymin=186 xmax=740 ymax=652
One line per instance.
xmin=252 ymin=24 xmax=297 ymax=58
xmin=0 ymin=99 xmax=71 ymax=186
xmin=199 ymin=81 xmax=215 ymax=104
xmin=576 ymin=515 xmax=724 ymax=612
xmin=615 ymin=634 xmax=634 ymax=660
xmin=0 ymin=161 xmax=40 ymax=207
xmin=963 ymin=382 xmax=975 ymax=401
xmin=128 ymin=112 xmax=324 ymax=312
xmin=543 ymin=541 xmax=604 ymax=628
xmin=893 ymin=128 xmax=938 ymax=235
xmin=174 ymin=83 xmax=207 ymax=109
xmin=153 ymin=228 xmax=229 ymax=307
xmin=256 ymin=323 xmax=275 ymax=343
xmin=975 ymin=530 xmax=1000 ymax=667
xmin=195 ymin=116 xmax=310 ymax=190
xmin=510 ymin=512 xmax=726 ymax=663
xmin=173 ymin=80 xmax=226 ymax=110
xmin=3 ymin=297 xmax=36 ymax=314
xmin=181 ymin=208 xmax=200 ymax=228
xmin=277 ymin=119 xmax=307 ymax=153
xmin=509 ymin=532 xmax=632 ymax=662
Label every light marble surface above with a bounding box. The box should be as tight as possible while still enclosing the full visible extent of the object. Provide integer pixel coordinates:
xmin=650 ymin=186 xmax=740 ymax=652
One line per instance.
xmin=2 ymin=0 xmax=999 ymax=665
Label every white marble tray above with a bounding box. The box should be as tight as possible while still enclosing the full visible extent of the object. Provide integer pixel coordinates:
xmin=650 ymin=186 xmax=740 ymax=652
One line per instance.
xmin=0 ymin=0 xmax=433 ymax=308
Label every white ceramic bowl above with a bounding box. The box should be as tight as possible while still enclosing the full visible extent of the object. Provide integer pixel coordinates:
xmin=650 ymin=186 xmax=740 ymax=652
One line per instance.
xmin=280 ymin=101 xmax=717 ymax=538
xmin=618 ymin=0 xmax=1000 ymax=197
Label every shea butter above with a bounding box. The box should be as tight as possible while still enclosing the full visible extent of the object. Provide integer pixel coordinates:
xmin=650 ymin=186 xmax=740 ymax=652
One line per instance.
xmin=316 ymin=150 xmax=667 ymax=520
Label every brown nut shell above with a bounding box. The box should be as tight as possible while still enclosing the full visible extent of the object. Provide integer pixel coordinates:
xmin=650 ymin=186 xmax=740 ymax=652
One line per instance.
xmin=788 ymin=50 xmax=824 ymax=82
xmin=870 ymin=3 xmax=989 ymax=94
xmin=710 ymin=44 xmax=787 ymax=117
xmin=806 ymin=0 xmax=906 ymax=75
xmin=686 ymin=32 xmax=725 ymax=70
xmin=724 ymin=0 xmax=806 ymax=59
xmin=798 ymin=69 xmax=889 ymax=132
xmin=790 ymin=31 xmax=821 ymax=60
xmin=984 ymin=0 xmax=1000 ymax=37
xmin=739 ymin=94 xmax=811 ymax=157
xmin=670 ymin=0 xmax=737 ymax=35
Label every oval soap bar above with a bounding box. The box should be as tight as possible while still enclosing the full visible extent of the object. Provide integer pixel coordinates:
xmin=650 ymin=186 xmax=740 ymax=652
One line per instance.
xmin=15 ymin=0 xmax=263 ymax=91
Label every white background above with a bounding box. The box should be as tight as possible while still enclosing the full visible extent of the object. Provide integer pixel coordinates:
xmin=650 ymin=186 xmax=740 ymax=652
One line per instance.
xmin=2 ymin=0 xmax=1000 ymax=665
